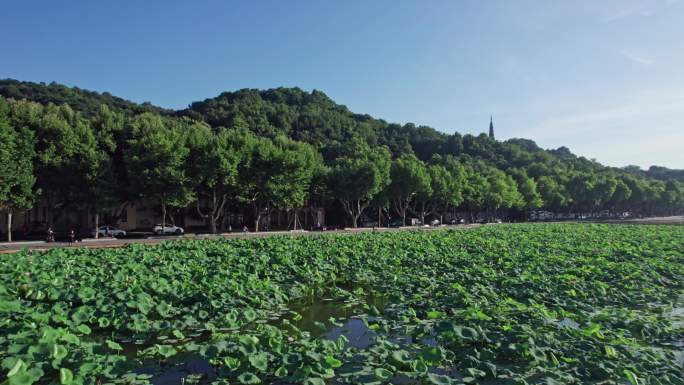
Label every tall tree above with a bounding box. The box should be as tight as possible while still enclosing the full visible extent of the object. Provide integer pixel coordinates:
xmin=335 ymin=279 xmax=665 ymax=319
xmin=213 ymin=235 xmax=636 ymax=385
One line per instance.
xmin=9 ymin=102 xmax=102 ymax=227
xmin=266 ymin=137 xmax=320 ymax=230
xmin=83 ymin=104 xmax=123 ymax=237
xmin=426 ymin=163 xmax=465 ymax=223
xmin=328 ymin=142 xmax=391 ymax=228
xmin=412 ymin=164 xmax=455 ymax=225
xmin=608 ymin=178 xmax=632 ymax=215
xmin=187 ymin=124 xmax=241 ymax=234
xmin=238 ymin=134 xmax=320 ymax=231
xmin=484 ymin=170 xmax=523 ymax=221
xmin=461 ymin=167 xmax=489 ymax=222
xmin=537 ymin=175 xmax=568 ymax=214
xmin=125 ymin=113 xmax=194 ymax=230
xmin=0 ymin=98 xmax=36 ymax=241
xmin=385 ymin=155 xmax=431 ymax=226
xmin=517 ymin=176 xmax=543 ymax=214
xmin=430 ymin=155 xmax=467 ymax=221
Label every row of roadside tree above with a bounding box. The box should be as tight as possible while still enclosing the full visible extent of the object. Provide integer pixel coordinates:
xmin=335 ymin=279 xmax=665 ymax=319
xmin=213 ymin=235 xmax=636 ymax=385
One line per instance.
xmin=1 ymin=96 xmax=683 ymax=241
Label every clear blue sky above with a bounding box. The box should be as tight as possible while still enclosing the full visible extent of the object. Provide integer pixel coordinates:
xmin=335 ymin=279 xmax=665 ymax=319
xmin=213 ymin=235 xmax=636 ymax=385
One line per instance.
xmin=2 ymin=0 xmax=683 ymax=169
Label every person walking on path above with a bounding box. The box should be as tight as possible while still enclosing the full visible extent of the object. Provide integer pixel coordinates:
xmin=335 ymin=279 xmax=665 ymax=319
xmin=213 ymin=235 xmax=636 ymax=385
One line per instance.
xmin=46 ymin=227 xmax=55 ymax=243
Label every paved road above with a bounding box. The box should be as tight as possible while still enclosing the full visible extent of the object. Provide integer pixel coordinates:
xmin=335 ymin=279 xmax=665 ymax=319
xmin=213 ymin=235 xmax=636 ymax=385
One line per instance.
xmin=0 ymin=225 xmax=481 ymax=254
xmin=600 ymin=215 xmax=684 ymax=225
xmin=2 ymin=216 xmax=681 ymax=254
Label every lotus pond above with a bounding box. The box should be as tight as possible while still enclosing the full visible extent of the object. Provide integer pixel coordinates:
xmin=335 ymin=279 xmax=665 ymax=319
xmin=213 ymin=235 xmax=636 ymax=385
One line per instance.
xmin=1 ymin=224 xmax=683 ymax=385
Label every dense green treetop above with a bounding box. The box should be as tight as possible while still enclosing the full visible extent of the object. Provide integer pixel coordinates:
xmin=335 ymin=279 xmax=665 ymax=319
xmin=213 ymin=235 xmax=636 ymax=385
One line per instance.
xmin=0 ymin=79 xmax=170 ymax=117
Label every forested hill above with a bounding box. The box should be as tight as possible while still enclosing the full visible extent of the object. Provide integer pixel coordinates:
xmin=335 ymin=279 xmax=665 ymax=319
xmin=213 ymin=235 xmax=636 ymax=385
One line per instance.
xmin=1 ymin=78 xmax=683 ymax=234
xmin=0 ymin=79 xmax=676 ymax=177
xmin=182 ymin=87 xmax=422 ymax=157
xmin=2 ymin=79 xmax=682 ymax=180
xmin=623 ymin=165 xmax=684 ymax=183
xmin=0 ymin=79 xmax=171 ymax=117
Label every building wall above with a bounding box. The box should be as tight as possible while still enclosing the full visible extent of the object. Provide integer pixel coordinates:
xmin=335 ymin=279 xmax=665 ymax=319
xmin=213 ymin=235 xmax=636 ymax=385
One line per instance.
xmin=0 ymin=205 xmax=49 ymax=233
xmin=117 ymin=206 xmax=137 ymax=231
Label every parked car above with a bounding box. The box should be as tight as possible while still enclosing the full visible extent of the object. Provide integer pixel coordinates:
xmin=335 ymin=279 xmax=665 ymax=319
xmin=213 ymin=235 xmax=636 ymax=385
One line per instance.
xmin=153 ymin=224 xmax=184 ymax=235
xmin=92 ymin=226 xmax=126 ymax=238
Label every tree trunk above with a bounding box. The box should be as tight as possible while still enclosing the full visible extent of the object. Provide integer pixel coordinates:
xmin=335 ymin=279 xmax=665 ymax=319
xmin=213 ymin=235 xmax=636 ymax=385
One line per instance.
xmin=161 ymin=201 xmax=167 ymax=232
xmin=47 ymin=205 xmax=52 ymax=228
xmin=94 ymin=212 xmax=99 ymax=239
xmin=341 ymin=199 xmax=367 ymax=228
xmin=209 ymin=191 xmax=219 ymax=234
xmin=254 ymin=205 xmax=261 ymax=233
xmin=393 ymin=198 xmax=410 ymax=227
xmin=7 ymin=209 xmax=12 ymax=242
xmin=209 ymin=190 xmax=220 ymax=234
xmin=209 ymin=215 xmax=217 ymax=234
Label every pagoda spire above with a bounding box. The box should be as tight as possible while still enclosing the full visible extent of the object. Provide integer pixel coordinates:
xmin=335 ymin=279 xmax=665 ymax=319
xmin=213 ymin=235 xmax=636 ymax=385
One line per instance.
xmin=488 ymin=116 xmax=495 ymax=139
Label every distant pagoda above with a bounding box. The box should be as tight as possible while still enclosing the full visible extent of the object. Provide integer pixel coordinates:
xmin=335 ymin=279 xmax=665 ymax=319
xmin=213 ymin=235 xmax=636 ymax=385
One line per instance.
xmin=488 ymin=116 xmax=495 ymax=139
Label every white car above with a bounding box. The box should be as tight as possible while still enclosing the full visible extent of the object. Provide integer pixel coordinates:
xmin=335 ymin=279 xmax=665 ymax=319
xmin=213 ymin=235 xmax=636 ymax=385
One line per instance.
xmin=93 ymin=226 xmax=126 ymax=238
xmin=153 ymin=224 xmax=184 ymax=235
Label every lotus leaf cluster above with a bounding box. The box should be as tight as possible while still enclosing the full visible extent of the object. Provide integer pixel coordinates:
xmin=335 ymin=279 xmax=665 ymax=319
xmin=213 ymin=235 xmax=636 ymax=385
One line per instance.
xmin=1 ymin=224 xmax=682 ymax=385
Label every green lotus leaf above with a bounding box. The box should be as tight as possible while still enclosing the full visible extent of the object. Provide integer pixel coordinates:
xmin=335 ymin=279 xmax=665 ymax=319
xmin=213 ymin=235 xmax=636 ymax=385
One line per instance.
xmin=237 ymin=372 xmax=261 ymax=384
xmin=275 ymin=366 xmax=288 ymax=378
xmin=53 ymin=344 xmax=68 ymax=360
xmin=156 ymin=344 xmax=177 ymax=358
xmin=426 ymin=311 xmax=445 ymax=320
xmin=283 ymin=353 xmax=302 ymax=365
xmin=97 ymin=317 xmax=110 ymax=328
xmin=224 ymin=357 xmax=241 ymax=371
xmin=59 ymin=368 xmax=73 ymax=384
xmin=624 ymin=370 xmax=639 ymax=385
xmin=324 ymin=355 xmax=343 ymax=368
xmin=70 ymin=307 xmax=92 ymax=325
xmin=303 ymin=378 xmax=326 ymax=385
xmin=427 ymin=373 xmax=454 ymax=385
xmin=60 ymin=332 xmax=80 ymax=345
xmin=243 ymin=308 xmax=258 ymax=322
xmin=8 ymin=372 xmax=36 ymax=385
xmin=77 ymin=288 xmax=96 ymax=302
xmin=248 ymin=352 xmax=269 ymax=372
xmin=420 ymin=346 xmax=444 ymax=363
xmin=106 ymin=340 xmax=123 ymax=351
xmin=156 ymin=302 xmax=173 ymax=317
xmin=453 ymin=325 xmax=479 ymax=341
xmin=7 ymin=359 xmax=26 ymax=377
xmin=374 ymin=367 xmax=392 ymax=380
